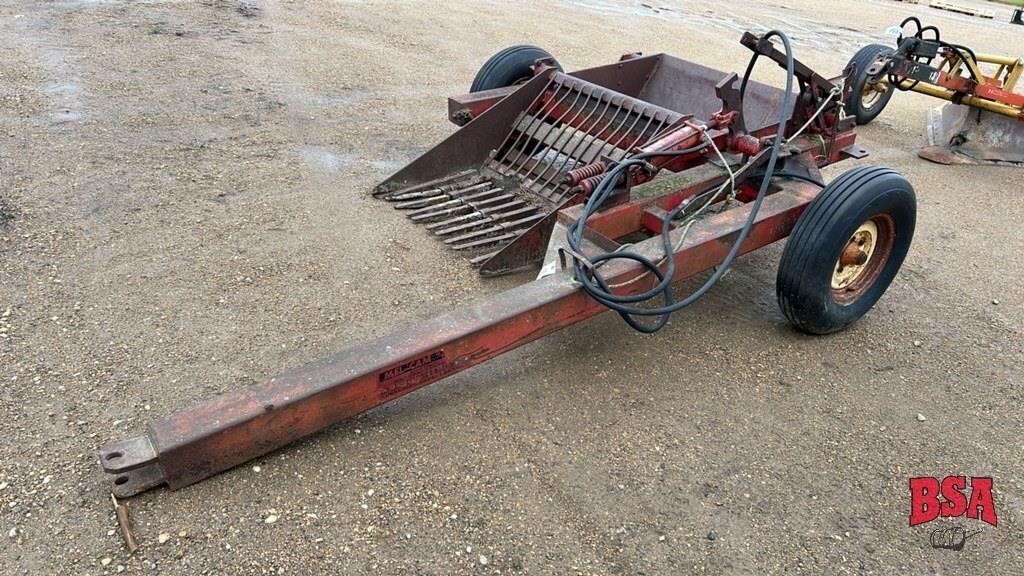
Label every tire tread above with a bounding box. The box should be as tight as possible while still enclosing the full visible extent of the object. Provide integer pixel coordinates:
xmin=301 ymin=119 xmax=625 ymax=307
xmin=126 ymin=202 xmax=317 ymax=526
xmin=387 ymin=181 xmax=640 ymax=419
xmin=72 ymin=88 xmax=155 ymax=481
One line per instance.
xmin=777 ymin=166 xmax=914 ymax=334
xmin=470 ymin=45 xmax=562 ymax=92
xmin=844 ymin=44 xmax=895 ymax=125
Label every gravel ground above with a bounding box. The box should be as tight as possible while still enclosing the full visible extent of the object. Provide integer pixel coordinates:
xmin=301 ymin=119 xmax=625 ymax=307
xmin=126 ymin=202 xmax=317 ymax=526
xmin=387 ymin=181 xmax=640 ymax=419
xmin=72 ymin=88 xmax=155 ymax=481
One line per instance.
xmin=1 ymin=0 xmax=1022 ymax=574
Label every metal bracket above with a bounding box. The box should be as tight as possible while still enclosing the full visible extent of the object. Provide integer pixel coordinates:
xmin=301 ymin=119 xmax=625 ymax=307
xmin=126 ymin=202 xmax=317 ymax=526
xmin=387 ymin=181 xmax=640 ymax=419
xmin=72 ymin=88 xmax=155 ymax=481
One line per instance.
xmin=99 ymin=435 xmax=166 ymax=497
xmin=714 ymin=72 xmax=747 ymax=135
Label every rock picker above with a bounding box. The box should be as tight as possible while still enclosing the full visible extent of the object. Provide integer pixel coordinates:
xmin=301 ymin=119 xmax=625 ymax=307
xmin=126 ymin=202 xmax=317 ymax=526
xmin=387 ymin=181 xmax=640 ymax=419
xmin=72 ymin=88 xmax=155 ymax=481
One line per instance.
xmin=100 ymin=31 xmax=917 ymax=497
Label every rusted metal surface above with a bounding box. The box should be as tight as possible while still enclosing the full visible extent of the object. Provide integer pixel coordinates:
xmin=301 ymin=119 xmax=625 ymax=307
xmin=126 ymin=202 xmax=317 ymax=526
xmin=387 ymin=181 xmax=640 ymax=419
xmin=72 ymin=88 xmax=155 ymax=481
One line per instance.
xmin=923 ymin=104 xmax=1024 ymax=165
xmin=832 ymin=214 xmax=895 ymax=304
xmin=378 ymin=69 xmax=697 ymax=260
xmin=447 ymin=54 xmax=663 ymax=126
xmin=840 ymin=241 xmax=869 ymax=267
xmin=110 ymin=494 xmax=138 ymax=554
xmin=475 ymin=201 xmax=570 ymax=276
xmin=100 ymin=32 xmax=857 ymax=497
xmin=100 ymin=171 xmax=821 ymax=497
xmin=447 ymin=86 xmax=517 ymax=125
xmin=376 ymin=46 xmax=795 ymax=272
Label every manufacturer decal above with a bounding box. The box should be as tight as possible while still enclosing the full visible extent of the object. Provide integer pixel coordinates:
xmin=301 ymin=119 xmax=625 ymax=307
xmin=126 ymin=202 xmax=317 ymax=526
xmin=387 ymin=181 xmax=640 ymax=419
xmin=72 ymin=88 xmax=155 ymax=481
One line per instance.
xmin=377 ymin=350 xmax=450 ymax=399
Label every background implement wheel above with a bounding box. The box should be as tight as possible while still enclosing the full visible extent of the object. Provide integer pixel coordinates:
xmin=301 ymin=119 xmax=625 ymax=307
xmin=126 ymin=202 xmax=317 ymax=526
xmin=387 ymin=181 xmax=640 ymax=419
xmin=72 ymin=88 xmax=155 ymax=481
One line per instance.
xmin=470 ymin=45 xmax=562 ymax=92
xmin=777 ymin=166 xmax=916 ymax=335
xmin=844 ymin=44 xmax=895 ymax=125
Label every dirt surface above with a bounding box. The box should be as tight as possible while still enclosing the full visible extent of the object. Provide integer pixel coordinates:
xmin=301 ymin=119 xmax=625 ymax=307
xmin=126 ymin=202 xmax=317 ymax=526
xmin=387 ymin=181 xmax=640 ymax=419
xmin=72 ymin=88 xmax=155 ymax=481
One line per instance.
xmin=1 ymin=0 xmax=1022 ymax=574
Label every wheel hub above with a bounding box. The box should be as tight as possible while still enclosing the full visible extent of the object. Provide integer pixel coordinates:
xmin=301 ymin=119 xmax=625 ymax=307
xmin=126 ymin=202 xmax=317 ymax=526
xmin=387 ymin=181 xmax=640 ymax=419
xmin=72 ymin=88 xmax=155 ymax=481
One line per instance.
xmin=861 ymin=83 xmax=885 ymax=108
xmin=832 ymin=220 xmax=877 ymax=290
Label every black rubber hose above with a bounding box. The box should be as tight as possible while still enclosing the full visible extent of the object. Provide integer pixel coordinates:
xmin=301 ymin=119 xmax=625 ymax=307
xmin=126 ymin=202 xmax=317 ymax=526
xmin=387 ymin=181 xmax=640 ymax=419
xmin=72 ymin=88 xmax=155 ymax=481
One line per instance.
xmin=895 ymin=20 xmax=978 ymax=83
xmin=899 ymin=16 xmax=922 ymax=32
xmin=945 ymin=42 xmax=979 ymax=81
xmin=749 ymin=170 xmax=825 ymax=188
xmin=738 ymin=50 xmax=760 ymax=114
xmin=920 ymin=25 xmax=940 ymax=41
xmin=566 ymin=30 xmax=797 ymax=333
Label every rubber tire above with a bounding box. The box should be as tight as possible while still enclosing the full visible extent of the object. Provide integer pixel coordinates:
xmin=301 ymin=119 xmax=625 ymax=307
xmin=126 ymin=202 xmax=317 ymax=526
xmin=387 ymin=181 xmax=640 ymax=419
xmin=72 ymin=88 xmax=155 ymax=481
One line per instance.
xmin=777 ymin=166 xmax=916 ymax=335
xmin=844 ymin=44 xmax=895 ymax=125
xmin=470 ymin=45 xmax=562 ymax=92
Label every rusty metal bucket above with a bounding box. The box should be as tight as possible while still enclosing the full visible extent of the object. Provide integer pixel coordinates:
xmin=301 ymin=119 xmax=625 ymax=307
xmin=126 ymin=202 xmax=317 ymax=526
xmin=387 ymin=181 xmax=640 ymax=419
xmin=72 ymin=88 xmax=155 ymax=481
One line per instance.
xmin=373 ymin=54 xmax=785 ymax=276
xmin=919 ymin=103 xmax=1024 ymax=166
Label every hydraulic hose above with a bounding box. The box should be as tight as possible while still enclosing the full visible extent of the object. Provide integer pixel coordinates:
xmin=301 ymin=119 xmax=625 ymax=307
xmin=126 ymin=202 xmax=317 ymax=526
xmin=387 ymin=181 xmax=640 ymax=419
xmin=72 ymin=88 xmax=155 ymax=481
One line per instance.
xmin=566 ymin=30 xmax=797 ymax=333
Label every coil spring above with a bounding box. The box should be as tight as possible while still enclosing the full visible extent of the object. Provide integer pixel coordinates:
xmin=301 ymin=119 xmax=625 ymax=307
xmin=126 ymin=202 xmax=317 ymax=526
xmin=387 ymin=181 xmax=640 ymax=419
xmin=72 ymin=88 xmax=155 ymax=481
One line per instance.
xmin=732 ymin=134 xmax=762 ymax=156
xmin=578 ymin=174 xmax=608 ymax=195
xmin=563 ymin=161 xmax=607 ymax=186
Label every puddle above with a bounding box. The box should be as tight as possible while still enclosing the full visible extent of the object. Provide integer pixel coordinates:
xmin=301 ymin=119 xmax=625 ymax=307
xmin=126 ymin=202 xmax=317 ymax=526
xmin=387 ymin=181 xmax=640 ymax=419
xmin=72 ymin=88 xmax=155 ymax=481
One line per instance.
xmin=299 ymin=146 xmax=348 ymax=172
xmin=556 ymin=0 xmax=890 ymax=52
xmin=297 ymin=146 xmax=406 ymax=175
xmin=10 ymin=12 xmax=88 ymax=125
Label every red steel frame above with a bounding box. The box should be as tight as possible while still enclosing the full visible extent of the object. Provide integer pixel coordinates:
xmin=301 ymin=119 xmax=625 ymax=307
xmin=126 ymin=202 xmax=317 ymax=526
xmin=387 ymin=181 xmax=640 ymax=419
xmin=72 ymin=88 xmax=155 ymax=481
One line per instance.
xmin=99 ymin=34 xmax=862 ymax=497
xmin=100 ymin=147 xmax=839 ymax=497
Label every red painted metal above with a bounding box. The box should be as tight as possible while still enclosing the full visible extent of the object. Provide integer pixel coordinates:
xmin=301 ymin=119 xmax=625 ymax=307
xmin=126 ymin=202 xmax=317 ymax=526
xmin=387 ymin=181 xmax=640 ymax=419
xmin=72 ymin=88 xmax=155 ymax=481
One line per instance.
xmin=448 ymin=86 xmax=517 ymax=125
xmin=924 ymin=68 xmax=1024 ymax=109
xmin=99 ymin=32 xmax=857 ymax=497
xmin=971 ymin=81 xmax=1024 ymax=109
xmin=100 ymin=170 xmax=822 ymax=497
